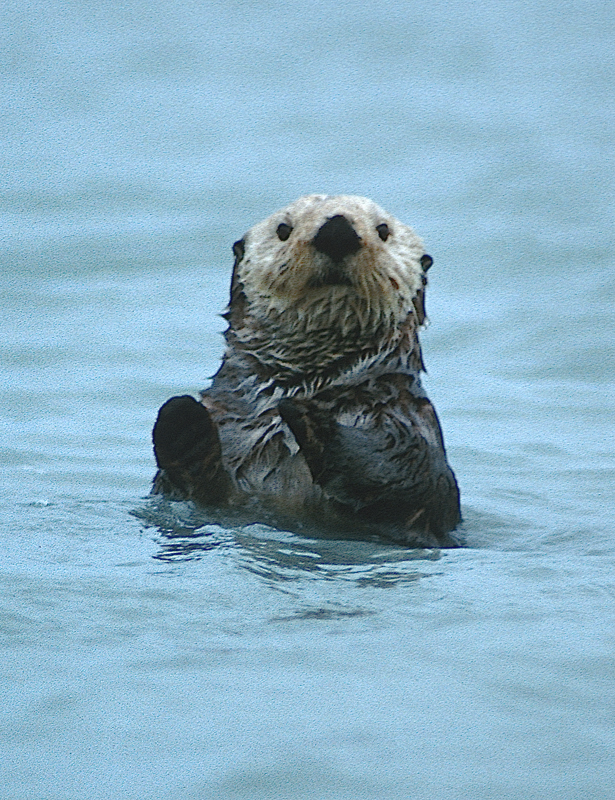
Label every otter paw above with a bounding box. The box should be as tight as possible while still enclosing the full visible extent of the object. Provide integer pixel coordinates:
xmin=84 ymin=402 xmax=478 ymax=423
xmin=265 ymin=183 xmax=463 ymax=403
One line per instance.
xmin=152 ymin=395 xmax=230 ymax=504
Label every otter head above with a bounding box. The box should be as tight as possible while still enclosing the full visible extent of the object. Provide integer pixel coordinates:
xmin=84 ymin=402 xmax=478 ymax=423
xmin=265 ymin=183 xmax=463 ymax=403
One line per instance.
xmin=226 ymin=195 xmax=433 ymax=380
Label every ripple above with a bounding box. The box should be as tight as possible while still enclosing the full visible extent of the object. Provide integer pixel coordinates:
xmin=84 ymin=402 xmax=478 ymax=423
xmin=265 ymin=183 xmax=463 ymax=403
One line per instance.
xmin=134 ymin=498 xmax=444 ymax=586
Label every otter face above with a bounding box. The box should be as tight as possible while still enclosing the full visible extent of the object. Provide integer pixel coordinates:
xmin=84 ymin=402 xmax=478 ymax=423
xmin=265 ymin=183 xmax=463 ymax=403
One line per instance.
xmin=232 ymin=195 xmax=430 ymax=327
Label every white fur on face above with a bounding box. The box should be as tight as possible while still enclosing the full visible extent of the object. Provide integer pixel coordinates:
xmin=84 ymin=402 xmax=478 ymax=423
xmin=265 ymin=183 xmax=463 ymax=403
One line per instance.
xmin=236 ymin=194 xmax=427 ymax=325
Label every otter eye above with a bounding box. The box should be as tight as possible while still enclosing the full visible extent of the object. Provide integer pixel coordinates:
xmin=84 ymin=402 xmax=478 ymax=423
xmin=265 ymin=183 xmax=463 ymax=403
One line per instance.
xmin=276 ymin=222 xmax=293 ymax=242
xmin=420 ymin=254 xmax=433 ymax=271
xmin=376 ymin=223 xmax=390 ymax=242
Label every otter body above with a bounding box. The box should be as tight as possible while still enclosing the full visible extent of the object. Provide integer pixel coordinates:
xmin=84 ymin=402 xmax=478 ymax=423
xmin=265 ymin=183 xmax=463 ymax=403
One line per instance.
xmin=152 ymin=195 xmax=461 ymax=547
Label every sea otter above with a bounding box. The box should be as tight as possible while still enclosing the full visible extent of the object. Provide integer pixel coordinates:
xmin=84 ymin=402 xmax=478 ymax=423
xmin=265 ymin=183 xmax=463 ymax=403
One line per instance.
xmin=152 ymin=194 xmax=461 ymax=547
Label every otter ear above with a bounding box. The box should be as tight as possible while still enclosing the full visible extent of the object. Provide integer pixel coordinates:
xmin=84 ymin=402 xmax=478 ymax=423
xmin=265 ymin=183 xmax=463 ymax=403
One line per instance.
xmin=232 ymin=238 xmax=245 ymax=265
xmin=420 ymin=254 xmax=433 ymax=271
xmin=414 ymin=256 xmax=432 ymax=325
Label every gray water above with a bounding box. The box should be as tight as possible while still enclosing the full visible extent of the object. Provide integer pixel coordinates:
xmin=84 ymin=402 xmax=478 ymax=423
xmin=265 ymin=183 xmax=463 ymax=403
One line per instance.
xmin=2 ymin=1 xmax=615 ymax=798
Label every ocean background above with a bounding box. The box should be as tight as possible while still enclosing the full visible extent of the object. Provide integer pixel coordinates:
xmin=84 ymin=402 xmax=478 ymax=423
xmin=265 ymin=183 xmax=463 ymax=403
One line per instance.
xmin=1 ymin=1 xmax=614 ymax=798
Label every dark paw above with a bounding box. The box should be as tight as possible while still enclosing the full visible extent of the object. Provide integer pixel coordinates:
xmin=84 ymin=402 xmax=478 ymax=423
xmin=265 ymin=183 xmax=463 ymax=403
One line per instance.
xmin=278 ymin=398 xmax=335 ymax=482
xmin=152 ymin=395 xmax=230 ymax=504
xmin=153 ymin=395 xmax=214 ymax=468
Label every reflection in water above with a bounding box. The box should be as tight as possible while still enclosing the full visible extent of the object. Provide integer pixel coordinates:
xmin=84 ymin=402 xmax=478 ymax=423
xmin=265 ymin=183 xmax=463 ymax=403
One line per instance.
xmin=133 ymin=498 xmax=235 ymax=561
xmin=134 ymin=498 xmax=443 ymax=589
xmin=270 ymin=606 xmax=376 ymax=622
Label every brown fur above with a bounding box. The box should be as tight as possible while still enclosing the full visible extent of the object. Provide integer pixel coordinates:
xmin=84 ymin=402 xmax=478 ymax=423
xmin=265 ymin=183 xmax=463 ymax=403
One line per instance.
xmin=153 ymin=195 xmax=461 ymax=547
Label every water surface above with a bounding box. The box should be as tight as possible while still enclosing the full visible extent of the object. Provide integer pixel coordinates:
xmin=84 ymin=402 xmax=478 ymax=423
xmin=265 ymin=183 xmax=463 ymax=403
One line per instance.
xmin=1 ymin=1 xmax=614 ymax=798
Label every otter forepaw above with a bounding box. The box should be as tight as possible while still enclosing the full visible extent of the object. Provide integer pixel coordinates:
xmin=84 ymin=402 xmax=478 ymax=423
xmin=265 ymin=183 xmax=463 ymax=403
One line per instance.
xmin=278 ymin=397 xmax=373 ymax=507
xmin=278 ymin=397 xmax=333 ymax=482
xmin=152 ymin=395 xmax=230 ymax=505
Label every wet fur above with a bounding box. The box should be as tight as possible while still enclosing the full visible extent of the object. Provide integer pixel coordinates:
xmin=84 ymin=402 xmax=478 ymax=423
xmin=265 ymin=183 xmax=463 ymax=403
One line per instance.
xmin=153 ymin=194 xmax=461 ymax=547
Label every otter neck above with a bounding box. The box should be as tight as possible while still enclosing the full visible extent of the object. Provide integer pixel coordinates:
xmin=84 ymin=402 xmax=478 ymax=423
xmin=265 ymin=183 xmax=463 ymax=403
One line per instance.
xmin=226 ymin=307 xmax=424 ymax=389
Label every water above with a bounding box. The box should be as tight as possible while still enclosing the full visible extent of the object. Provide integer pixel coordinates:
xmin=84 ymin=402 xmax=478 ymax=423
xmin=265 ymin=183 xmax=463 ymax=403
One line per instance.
xmin=1 ymin=1 xmax=614 ymax=798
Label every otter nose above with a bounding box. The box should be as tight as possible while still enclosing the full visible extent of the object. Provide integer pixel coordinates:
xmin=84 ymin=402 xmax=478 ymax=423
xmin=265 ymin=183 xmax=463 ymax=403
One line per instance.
xmin=313 ymin=215 xmax=362 ymax=262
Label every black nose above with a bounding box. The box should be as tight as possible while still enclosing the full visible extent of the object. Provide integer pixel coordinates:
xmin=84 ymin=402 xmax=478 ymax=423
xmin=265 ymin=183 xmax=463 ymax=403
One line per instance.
xmin=313 ymin=215 xmax=362 ymax=262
